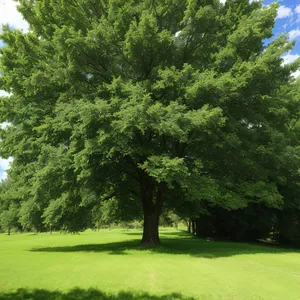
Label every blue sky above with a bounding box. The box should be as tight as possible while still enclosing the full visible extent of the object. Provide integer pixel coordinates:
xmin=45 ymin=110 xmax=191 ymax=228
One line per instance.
xmin=0 ymin=0 xmax=300 ymax=180
xmin=269 ymin=0 xmax=300 ymax=57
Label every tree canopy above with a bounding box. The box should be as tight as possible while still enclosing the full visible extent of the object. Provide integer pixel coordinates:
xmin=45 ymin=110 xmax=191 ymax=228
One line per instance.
xmin=0 ymin=0 xmax=300 ymax=244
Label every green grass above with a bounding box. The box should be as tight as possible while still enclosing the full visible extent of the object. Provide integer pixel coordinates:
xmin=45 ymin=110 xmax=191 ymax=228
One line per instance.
xmin=1 ymin=228 xmax=300 ymax=300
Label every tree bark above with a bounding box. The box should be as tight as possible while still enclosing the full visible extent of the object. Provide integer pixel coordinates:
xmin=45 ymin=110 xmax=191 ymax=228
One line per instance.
xmin=139 ymin=173 xmax=164 ymax=246
xmin=188 ymin=219 xmax=191 ymax=233
xmin=183 ymin=219 xmax=189 ymax=231
xmin=141 ymin=208 xmax=160 ymax=246
xmin=192 ymin=220 xmax=196 ymax=235
xmin=7 ymin=228 xmax=10 ymax=235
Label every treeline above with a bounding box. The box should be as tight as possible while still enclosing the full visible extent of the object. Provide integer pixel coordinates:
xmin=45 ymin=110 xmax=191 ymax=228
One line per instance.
xmin=184 ymin=182 xmax=300 ymax=246
xmin=1 ymin=176 xmax=299 ymax=246
xmin=188 ymin=203 xmax=300 ymax=246
xmin=0 ymin=190 xmax=180 ymax=234
xmin=0 ymin=194 xmax=126 ymax=234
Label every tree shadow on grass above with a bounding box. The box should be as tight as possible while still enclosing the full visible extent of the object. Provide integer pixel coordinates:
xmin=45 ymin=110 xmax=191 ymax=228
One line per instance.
xmin=159 ymin=230 xmax=190 ymax=237
xmin=120 ymin=232 xmax=142 ymax=236
xmin=29 ymin=231 xmax=300 ymax=259
xmin=30 ymin=240 xmax=140 ymax=255
xmin=122 ymin=231 xmax=188 ymax=237
xmin=0 ymin=288 xmax=195 ymax=300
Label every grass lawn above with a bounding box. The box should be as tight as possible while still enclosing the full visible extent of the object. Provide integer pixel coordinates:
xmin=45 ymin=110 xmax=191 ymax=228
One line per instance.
xmin=0 ymin=228 xmax=300 ymax=300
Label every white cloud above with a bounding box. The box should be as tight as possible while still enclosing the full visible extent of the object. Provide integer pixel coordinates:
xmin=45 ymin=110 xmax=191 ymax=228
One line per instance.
xmin=289 ymin=28 xmax=300 ymax=40
xmin=296 ymin=5 xmax=300 ymax=14
xmin=282 ymin=53 xmax=300 ymax=79
xmin=0 ymin=90 xmax=10 ymax=97
xmin=175 ymin=31 xmax=181 ymax=37
xmin=277 ymin=6 xmax=293 ymax=19
xmin=0 ymin=171 xmax=7 ymax=181
xmin=0 ymin=139 xmax=13 ymax=183
xmin=292 ymin=69 xmax=300 ymax=78
xmin=0 ymin=156 xmax=13 ymax=170
xmin=1 ymin=121 xmax=10 ymax=129
xmin=0 ymin=0 xmax=29 ymax=32
xmin=282 ymin=52 xmax=300 ymax=65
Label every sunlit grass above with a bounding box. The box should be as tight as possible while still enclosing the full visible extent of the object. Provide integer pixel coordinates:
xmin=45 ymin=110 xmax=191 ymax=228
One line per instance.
xmin=1 ymin=228 xmax=300 ymax=299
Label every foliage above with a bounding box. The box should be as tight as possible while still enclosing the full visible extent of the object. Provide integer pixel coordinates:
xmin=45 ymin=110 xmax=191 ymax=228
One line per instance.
xmin=194 ymin=204 xmax=276 ymax=241
xmin=0 ymin=181 xmax=21 ymax=234
xmin=0 ymin=203 xmax=19 ymax=234
xmin=159 ymin=211 xmax=181 ymax=228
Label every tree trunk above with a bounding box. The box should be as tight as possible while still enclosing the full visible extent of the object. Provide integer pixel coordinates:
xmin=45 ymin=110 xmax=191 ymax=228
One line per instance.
xmin=141 ymin=209 xmax=160 ymax=246
xmin=183 ymin=219 xmax=189 ymax=231
xmin=192 ymin=220 xmax=196 ymax=235
xmin=139 ymin=173 xmax=165 ymax=246
xmin=188 ymin=219 xmax=191 ymax=233
xmin=7 ymin=227 xmax=10 ymax=235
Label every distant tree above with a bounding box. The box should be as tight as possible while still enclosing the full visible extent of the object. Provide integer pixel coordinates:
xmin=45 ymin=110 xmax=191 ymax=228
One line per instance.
xmin=159 ymin=211 xmax=181 ymax=228
xmin=0 ymin=204 xmax=19 ymax=235
xmin=100 ymin=198 xmax=119 ymax=229
xmin=168 ymin=212 xmax=181 ymax=229
xmin=0 ymin=0 xmax=299 ymax=245
xmin=91 ymin=205 xmax=102 ymax=231
xmin=0 ymin=181 xmax=21 ymax=234
xmin=19 ymin=200 xmax=45 ymax=232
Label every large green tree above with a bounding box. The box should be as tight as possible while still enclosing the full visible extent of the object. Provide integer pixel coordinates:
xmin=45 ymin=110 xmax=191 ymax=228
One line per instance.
xmin=0 ymin=181 xmax=20 ymax=234
xmin=0 ymin=0 xmax=299 ymax=244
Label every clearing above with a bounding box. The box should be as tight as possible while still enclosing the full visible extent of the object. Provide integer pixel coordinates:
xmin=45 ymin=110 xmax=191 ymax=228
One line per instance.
xmin=0 ymin=228 xmax=300 ymax=299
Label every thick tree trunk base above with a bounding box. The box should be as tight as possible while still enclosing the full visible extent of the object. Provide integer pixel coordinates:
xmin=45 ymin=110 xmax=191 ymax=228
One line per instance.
xmin=139 ymin=175 xmax=165 ymax=247
xmin=140 ymin=237 xmax=161 ymax=247
xmin=140 ymin=211 xmax=161 ymax=247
